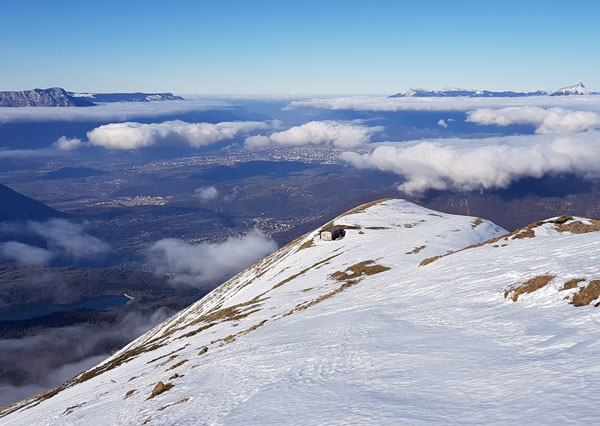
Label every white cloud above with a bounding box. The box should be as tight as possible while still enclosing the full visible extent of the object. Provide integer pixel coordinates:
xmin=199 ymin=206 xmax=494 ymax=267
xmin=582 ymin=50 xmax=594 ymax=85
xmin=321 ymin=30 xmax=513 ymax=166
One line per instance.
xmin=195 ymin=186 xmax=218 ymax=201
xmin=466 ymin=107 xmax=600 ymax=134
xmin=146 ymin=230 xmax=278 ymax=285
xmin=52 ymin=136 xmax=83 ymax=151
xmin=27 ymin=219 xmax=109 ymax=260
xmin=87 ymin=120 xmax=268 ymax=150
xmin=0 ymin=148 xmax=59 ymax=159
xmin=342 ymin=132 xmax=600 ymax=193
xmin=244 ymin=121 xmax=383 ymax=149
xmin=0 ymin=241 xmax=53 ymax=266
xmin=437 ymin=119 xmax=448 ymax=128
xmin=244 ymin=135 xmax=271 ymax=149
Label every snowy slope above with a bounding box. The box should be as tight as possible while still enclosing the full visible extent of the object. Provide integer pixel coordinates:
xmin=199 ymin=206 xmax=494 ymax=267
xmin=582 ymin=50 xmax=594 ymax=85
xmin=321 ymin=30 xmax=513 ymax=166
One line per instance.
xmin=3 ymin=199 xmax=600 ymax=425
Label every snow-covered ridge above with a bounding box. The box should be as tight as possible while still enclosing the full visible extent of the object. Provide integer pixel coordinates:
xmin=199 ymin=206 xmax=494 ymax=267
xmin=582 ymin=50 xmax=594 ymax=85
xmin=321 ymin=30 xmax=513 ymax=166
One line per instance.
xmin=3 ymin=199 xmax=600 ymax=425
xmin=391 ymin=82 xmax=590 ymax=98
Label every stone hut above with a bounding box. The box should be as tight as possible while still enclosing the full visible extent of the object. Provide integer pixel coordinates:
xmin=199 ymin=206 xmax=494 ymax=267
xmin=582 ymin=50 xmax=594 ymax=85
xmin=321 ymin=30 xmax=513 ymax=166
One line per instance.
xmin=319 ymin=226 xmax=345 ymax=241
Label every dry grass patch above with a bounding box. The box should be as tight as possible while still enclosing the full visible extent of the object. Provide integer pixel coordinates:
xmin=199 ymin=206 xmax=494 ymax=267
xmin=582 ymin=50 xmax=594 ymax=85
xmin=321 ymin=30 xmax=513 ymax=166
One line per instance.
xmin=212 ymin=320 xmax=268 ymax=345
xmin=419 ymin=255 xmax=442 ymax=266
xmin=572 ymin=280 xmax=600 ymax=306
xmin=287 ymin=280 xmax=359 ymax=315
xmin=556 ymin=218 xmax=600 ymax=234
xmin=159 ymin=355 xmax=178 ymax=367
xmin=406 ymin=245 xmax=425 ymax=255
xmin=504 ymin=275 xmax=555 ymax=302
xmin=471 ymin=218 xmax=484 ymax=228
xmin=63 ymin=403 xmax=86 ymax=415
xmin=297 ymin=239 xmax=315 ymax=251
xmin=176 ymin=323 xmax=216 ymax=340
xmin=168 ymin=373 xmax=184 ymax=380
xmin=158 ymin=398 xmax=190 ymax=411
xmin=420 ymin=218 xmax=561 ymax=266
xmin=124 ymin=390 xmax=136 ymax=399
xmin=272 ymin=253 xmax=342 ymax=289
xmin=329 ymin=260 xmax=391 ymax=282
xmin=166 ymin=359 xmax=188 ymax=371
xmin=561 ymin=278 xmax=585 ymax=291
xmin=148 ymin=381 xmax=174 ymax=400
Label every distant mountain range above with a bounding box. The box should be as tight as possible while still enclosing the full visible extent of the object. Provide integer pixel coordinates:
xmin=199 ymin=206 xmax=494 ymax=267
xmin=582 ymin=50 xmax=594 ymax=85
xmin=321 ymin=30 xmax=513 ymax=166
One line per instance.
xmin=68 ymin=91 xmax=184 ymax=103
xmin=0 ymin=88 xmax=183 ymax=107
xmin=390 ymin=82 xmax=593 ymax=98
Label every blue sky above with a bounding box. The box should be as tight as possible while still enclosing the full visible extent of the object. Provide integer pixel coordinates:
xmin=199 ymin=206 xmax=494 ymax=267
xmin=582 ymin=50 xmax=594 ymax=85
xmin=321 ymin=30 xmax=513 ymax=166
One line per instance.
xmin=1 ymin=0 xmax=598 ymax=94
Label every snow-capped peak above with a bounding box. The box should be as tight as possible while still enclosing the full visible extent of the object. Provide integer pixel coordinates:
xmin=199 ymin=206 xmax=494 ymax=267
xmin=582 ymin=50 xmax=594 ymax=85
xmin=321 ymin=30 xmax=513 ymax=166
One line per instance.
xmin=550 ymin=82 xmax=590 ymax=96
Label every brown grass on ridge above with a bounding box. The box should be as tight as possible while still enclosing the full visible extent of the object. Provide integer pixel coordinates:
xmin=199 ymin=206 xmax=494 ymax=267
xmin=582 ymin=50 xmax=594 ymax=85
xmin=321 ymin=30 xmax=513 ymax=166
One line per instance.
xmin=419 ymin=215 xmax=582 ymax=267
xmin=556 ymin=218 xmax=600 ymax=234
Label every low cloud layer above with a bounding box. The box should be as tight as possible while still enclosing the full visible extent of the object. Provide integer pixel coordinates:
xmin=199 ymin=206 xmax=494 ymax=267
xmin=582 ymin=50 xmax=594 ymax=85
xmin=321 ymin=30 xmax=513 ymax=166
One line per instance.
xmin=244 ymin=120 xmax=383 ymax=149
xmin=342 ymin=132 xmax=600 ymax=193
xmin=286 ymin=95 xmax=600 ymax=113
xmin=0 ymin=242 xmax=53 ymax=266
xmin=466 ymin=107 xmax=600 ymax=134
xmin=0 ymin=99 xmax=228 ymax=123
xmin=146 ymin=231 xmax=278 ymax=285
xmin=0 ymin=308 xmax=171 ymax=407
xmin=52 ymin=136 xmax=83 ymax=151
xmin=195 ymin=186 xmax=218 ymax=201
xmin=0 ymin=219 xmax=109 ymax=266
xmin=88 ymin=120 xmax=268 ymax=150
xmin=0 ymin=148 xmax=59 ymax=159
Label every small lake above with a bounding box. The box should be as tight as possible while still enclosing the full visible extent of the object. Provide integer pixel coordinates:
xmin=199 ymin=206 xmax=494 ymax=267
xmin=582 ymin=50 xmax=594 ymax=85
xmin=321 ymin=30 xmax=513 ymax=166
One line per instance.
xmin=0 ymin=295 xmax=129 ymax=322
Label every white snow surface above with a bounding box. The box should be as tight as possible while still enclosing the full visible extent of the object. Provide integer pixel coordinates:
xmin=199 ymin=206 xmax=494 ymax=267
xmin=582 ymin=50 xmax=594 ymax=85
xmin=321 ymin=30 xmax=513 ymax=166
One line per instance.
xmin=3 ymin=199 xmax=600 ymax=425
